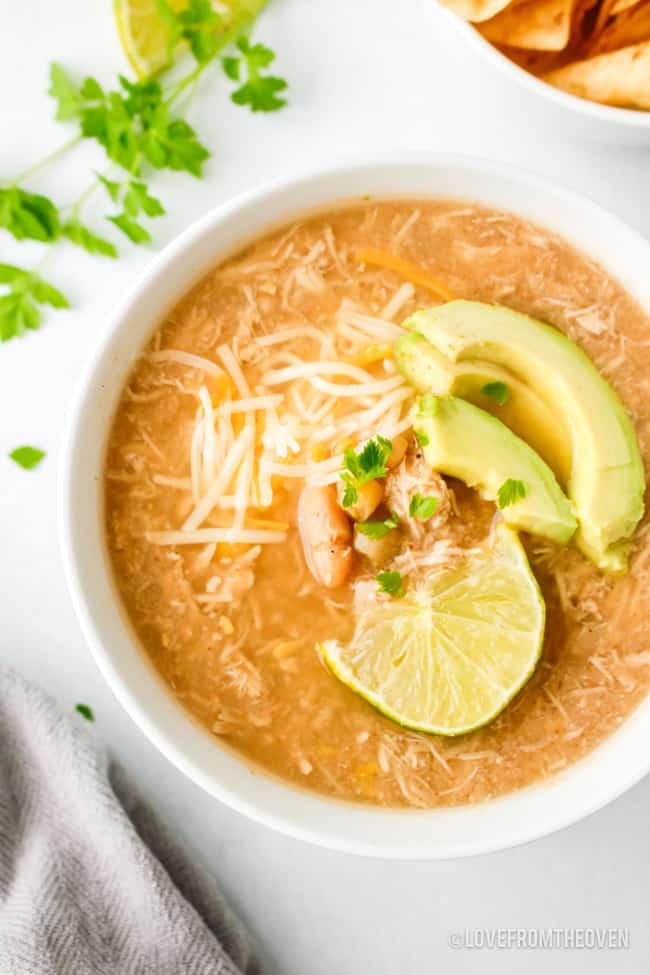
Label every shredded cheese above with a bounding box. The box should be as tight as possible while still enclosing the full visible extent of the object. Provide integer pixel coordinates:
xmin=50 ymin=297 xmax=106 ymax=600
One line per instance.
xmin=146 ymin=528 xmax=287 ymax=545
xmin=183 ymin=427 xmax=254 ymax=531
xmin=356 ymin=248 xmax=454 ymax=303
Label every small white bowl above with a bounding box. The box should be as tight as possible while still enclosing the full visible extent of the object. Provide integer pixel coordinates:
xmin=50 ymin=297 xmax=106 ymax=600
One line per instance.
xmin=60 ymin=155 xmax=650 ymax=859
xmin=426 ymin=1 xmax=650 ymax=145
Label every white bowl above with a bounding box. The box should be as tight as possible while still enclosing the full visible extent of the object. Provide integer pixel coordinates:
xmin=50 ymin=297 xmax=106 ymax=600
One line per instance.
xmin=60 ymin=155 xmax=650 ymax=859
xmin=426 ymin=1 xmax=650 ymax=145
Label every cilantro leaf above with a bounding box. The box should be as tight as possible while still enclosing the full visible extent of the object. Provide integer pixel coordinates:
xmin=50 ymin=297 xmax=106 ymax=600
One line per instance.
xmin=497 ymin=478 xmax=527 ymax=509
xmin=0 ymin=293 xmax=39 ymax=339
xmin=340 ymin=473 xmax=358 ymax=509
xmin=0 ymin=264 xmax=29 ymax=285
xmin=227 ymin=36 xmax=288 ymax=113
xmin=0 ymin=187 xmax=60 ymax=242
xmin=143 ymin=114 xmax=210 ymax=177
xmin=75 ymin=703 xmax=95 ymax=722
xmin=482 ymin=381 xmax=509 ymax=406
xmin=58 ymin=70 xmax=210 ymax=179
xmin=123 ymin=181 xmax=165 ymax=217
xmin=221 ymin=55 xmax=240 ymax=81
xmin=29 ymin=278 xmax=69 ymax=308
xmin=414 ymin=429 xmax=429 ymax=447
xmin=49 ymin=63 xmax=82 ymax=120
xmin=9 ymin=446 xmax=45 ymax=470
xmin=158 ymin=0 xmax=223 ymax=65
xmin=344 ymin=437 xmax=391 ymax=484
xmin=97 ymin=173 xmax=121 ymax=202
xmin=80 ymin=77 xmax=105 ymax=101
xmin=357 ymin=512 xmax=400 ymax=540
xmin=63 ymin=220 xmax=118 ymax=258
xmin=409 ymin=494 xmax=439 ymax=520
xmin=0 ymin=266 xmax=68 ymax=341
xmin=376 ymin=571 xmax=406 ymax=598
xmin=108 ymin=212 xmax=151 ymax=244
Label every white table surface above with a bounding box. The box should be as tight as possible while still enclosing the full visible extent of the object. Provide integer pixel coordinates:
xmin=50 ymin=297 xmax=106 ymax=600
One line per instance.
xmin=2 ymin=1 xmax=650 ymax=971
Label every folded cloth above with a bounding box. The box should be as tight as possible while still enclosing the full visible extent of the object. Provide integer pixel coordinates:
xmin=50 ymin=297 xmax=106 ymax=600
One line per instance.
xmin=0 ymin=666 xmax=259 ymax=975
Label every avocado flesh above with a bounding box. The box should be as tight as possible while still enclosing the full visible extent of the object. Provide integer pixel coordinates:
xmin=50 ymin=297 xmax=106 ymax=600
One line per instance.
xmin=395 ymin=331 xmax=573 ymax=487
xmin=404 ymin=301 xmax=645 ymax=573
xmin=412 ymin=396 xmax=577 ymax=545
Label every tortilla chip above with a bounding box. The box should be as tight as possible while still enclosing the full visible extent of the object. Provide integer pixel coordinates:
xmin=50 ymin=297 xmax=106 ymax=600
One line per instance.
xmin=589 ymin=0 xmax=650 ymax=54
xmin=543 ymin=40 xmax=650 ymax=107
xmin=440 ymin=0 xmax=516 ymax=24
xmin=496 ymin=41 xmax=575 ymax=72
xmin=480 ymin=0 xmax=576 ymax=51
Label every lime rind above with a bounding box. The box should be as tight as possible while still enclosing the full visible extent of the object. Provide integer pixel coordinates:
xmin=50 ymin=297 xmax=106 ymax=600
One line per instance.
xmin=321 ymin=525 xmax=544 ymax=736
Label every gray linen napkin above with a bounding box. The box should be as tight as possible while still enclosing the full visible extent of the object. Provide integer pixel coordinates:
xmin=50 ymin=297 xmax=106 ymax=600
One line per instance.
xmin=0 ymin=666 xmax=259 ymax=975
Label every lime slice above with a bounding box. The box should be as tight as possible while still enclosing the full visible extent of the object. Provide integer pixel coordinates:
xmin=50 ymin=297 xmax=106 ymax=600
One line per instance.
xmin=321 ymin=524 xmax=545 ymax=736
xmin=113 ymin=0 xmax=183 ymax=78
xmin=113 ymin=0 xmax=269 ymax=79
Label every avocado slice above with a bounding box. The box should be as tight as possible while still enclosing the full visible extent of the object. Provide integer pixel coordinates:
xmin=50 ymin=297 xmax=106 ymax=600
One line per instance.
xmin=395 ymin=331 xmax=573 ymax=486
xmin=404 ymin=301 xmax=645 ymax=573
xmin=412 ymin=395 xmax=577 ymax=545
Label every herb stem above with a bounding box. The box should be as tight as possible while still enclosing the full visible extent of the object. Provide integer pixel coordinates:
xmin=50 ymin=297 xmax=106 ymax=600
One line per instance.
xmin=164 ymin=61 xmax=207 ymax=107
xmin=163 ymin=0 xmax=268 ymax=107
xmin=11 ymin=134 xmax=83 ymax=186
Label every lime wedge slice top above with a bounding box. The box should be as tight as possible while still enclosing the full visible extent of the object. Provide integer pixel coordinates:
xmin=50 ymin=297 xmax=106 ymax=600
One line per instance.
xmin=321 ymin=524 xmax=545 ymax=736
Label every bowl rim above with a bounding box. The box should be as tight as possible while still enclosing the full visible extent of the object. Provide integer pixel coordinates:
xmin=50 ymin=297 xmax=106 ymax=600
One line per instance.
xmin=60 ymin=152 xmax=650 ymax=859
xmin=433 ymin=1 xmax=650 ymax=130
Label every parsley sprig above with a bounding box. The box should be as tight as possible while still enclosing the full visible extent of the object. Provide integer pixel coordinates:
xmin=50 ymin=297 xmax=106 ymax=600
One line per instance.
xmin=0 ymin=264 xmax=68 ymax=341
xmin=497 ymin=478 xmax=527 ymax=509
xmin=0 ymin=0 xmax=287 ymax=343
xmin=376 ymin=571 xmax=406 ymax=598
xmin=224 ymin=37 xmax=288 ymax=112
xmin=409 ymin=494 xmax=438 ymax=520
xmin=357 ymin=511 xmax=400 ymax=540
xmin=340 ymin=436 xmax=392 ymax=508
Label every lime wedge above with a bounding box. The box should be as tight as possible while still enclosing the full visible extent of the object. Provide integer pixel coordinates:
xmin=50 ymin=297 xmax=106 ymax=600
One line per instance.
xmin=113 ymin=0 xmax=182 ymax=78
xmin=321 ymin=525 xmax=545 ymax=736
xmin=113 ymin=0 xmax=269 ymax=79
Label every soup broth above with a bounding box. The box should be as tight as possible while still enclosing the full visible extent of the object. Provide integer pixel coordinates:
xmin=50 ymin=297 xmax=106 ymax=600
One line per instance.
xmin=105 ymin=199 xmax=650 ymax=808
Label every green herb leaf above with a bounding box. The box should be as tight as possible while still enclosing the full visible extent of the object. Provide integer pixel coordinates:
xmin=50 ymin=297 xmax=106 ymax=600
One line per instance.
xmin=0 ymin=187 xmax=60 ymax=242
xmin=376 ymin=571 xmax=406 ymax=598
xmin=414 ymin=429 xmax=429 ymax=447
xmin=29 ymin=278 xmax=69 ymax=308
xmin=108 ymin=212 xmax=151 ymax=244
xmin=0 ymin=267 xmax=68 ymax=341
xmin=97 ymin=173 xmax=121 ymax=203
xmin=497 ymin=478 xmax=527 ymax=509
xmin=221 ymin=55 xmax=240 ymax=81
xmin=75 ymin=703 xmax=95 ymax=722
xmin=0 ymin=264 xmax=29 ymax=285
xmin=0 ymin=293 xmax=39 ymax=340
xmin=63 ymin=220 xmax=118 ymax=258
xmin=417 ymin=393 xmax=438 ymax=418
xmin=9 ymin=445 xmax=45 ymax=470
xmin=49 ymin=63 xmax=82 ymax=120
xmin=228 ymin=36 xmax=288 ymax=113
xmin=482 ymin=381 xmax=510 ymax=406
xmin=144 ymin=115 xmax=210 ymax=177
xmin=123 ymin=181 xmax=165 ymax=218
xmin=158 ymin=0 xmax=223 ymax=65
xmin=340 ymin=473 xmax=358 ymax=509
xmin=65 ymin=71 xmax=210 ymax=179
xmin=343 ymin=437 xmax=391 ymax=484
xmin=357 ymin=512 xmax=400 ymax=540
xmin=409 ymin=493 xmax=439 ymax=520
